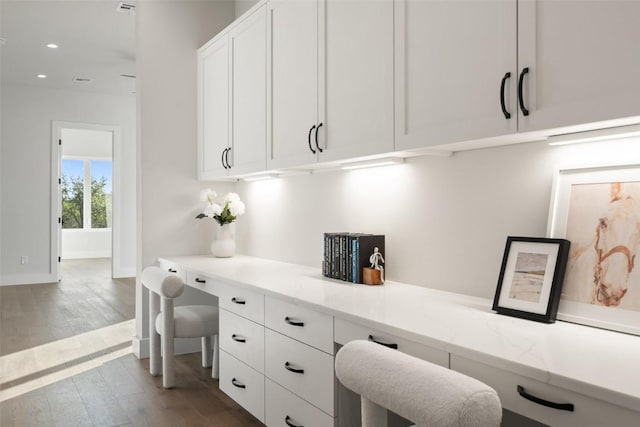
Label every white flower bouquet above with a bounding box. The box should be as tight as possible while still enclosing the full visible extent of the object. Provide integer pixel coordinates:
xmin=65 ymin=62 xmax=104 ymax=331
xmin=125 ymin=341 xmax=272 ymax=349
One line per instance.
xmin=196 ymin=189 xmax=246 ymax=226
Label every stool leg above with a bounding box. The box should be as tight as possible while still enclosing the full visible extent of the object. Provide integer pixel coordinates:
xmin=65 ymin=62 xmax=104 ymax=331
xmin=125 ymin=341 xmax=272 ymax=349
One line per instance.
xmin=161 ymin=297 xmax=175 ymax=389
xmin=362 ymin=397 xmax=388 ymax=427
xmin=149 ymin=291 xmax=161 ymax=377
xmin=202 ymin=336 xmax=213 ymax=368
xmin=211 ymin=334 xmax=219 ymax=380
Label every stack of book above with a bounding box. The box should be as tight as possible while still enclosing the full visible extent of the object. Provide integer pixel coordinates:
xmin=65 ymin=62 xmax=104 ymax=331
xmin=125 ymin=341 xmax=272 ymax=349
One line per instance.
xmin=323 ymin=233 xmax=385 ymax=284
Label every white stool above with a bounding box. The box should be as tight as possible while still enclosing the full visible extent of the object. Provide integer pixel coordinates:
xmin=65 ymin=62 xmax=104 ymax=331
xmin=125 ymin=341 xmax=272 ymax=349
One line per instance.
xmin=142 ymin=266 xmax=220 ymax=389
xmin=335 ymin=340 xmax=502 ymax=427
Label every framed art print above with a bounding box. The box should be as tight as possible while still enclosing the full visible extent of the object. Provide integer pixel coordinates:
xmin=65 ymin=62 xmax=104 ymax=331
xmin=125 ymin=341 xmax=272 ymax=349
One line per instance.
xmin=493 ymin=236 xmax=570 ymax=323
xmin=547 ymin=163 xmax=640 ymax=335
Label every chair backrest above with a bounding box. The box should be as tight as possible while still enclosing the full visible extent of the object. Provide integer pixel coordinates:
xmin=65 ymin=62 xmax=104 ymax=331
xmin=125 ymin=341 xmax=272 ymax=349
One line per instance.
xmin=335 ymin=340 xmax=502 ymax=427
xmin=141 ymin=266 xmax=185 ymax=299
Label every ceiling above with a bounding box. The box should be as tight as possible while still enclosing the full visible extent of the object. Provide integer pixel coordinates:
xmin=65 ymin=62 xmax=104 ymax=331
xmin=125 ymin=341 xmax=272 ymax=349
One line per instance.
xmin=1 ymin=0 xmax=136 ymax=97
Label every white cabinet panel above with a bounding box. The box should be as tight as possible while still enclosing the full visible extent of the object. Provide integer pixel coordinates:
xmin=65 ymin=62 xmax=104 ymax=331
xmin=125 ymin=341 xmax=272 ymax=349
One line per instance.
xmin=518 ymin=0 xmax=640 ymax=132
xmin=157 ymin=259 xmax=187 ymax=282
xmin=219 ymin=308 xmax=265 ymax=373
xmin=219 ymin=350 xmax=265 ymax=423
xmin=265 ymin=329 xmax=335 ymax=416
xmin=265 ymin=295 xmax=334 ymax=354
xmin=266 ymin=379 xmax=335 ymax=427
xmin=395 ymin=0 xmax=517 ymax=150
xmin=218 ymin=281 xmax=265 ymax=324
xmin=229 ymin=5 xmax=267 ymax=175
xmin=197 ymin=35 xmax=230 ymax=180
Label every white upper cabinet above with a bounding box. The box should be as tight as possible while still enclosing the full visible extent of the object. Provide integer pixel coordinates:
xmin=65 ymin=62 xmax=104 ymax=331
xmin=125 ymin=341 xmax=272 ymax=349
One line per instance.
xmin=229 ymin=5 xmax=267 ymax=175
xmin=517 ymin=0 xmax=640 ymax=132
xmin=394 ymin=0 xmax=518 ymax=150
xmin=268 ymin=0 xmax=394 ymax=169
xmin=198 ymin=34 xmax=230 ymax=180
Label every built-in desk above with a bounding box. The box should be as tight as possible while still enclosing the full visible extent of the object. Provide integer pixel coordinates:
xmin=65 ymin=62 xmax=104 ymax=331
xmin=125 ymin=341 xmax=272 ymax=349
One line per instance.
xmin=158 ymin=255 xmax=640 ymax=426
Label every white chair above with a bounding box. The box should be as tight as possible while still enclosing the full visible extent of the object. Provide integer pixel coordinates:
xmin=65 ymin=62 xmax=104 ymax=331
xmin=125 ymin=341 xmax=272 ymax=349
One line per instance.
xmin=142 ymin=266 xmax=220 ymax=389
xmin=335 ymin=340 xmax=502 ymax=427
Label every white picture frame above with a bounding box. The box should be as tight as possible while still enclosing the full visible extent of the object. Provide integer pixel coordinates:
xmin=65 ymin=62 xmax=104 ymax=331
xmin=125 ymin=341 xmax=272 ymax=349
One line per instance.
xmin=547 ymin=163 xmax=640 ymax=335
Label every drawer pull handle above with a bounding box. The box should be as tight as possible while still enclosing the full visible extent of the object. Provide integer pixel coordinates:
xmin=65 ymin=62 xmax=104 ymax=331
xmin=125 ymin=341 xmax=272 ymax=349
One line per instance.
xmin=518 ymin=67 xmax=530 ymax=116
xmin=168 ymin=268 xmax=177 ymax=273
xmin=308 ymin=125 xmax=317 ymax=154
xmin=285 ymin=415 xmax=303 ymax=427
xmin=284 ymin=362 xmax=304 ymax=374
xmin=194 ymin=278 xmax=206 ymax=284
xmin=231 ymin=334 xmax=246 ymax=343
xmin=284 ymin=316 xmax=305 ymax=327
xmin=231 ymin=297 xmax=246 ymax=305
xmin=499 ymin=72 xmax=511 ymax=119
xmin=231 ymin=378 xmax=246 ymax=389
xmin=517 ymin=385 xmax=574 ymax=412
xmin=368 ymin=334 xmax=398 ymax=349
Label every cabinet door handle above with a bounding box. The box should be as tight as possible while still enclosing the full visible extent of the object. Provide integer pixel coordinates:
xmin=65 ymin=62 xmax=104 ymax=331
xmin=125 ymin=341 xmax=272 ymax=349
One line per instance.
xmin=517 ymin=385 xmax=574 ymax=412
xmin=231 ymin=334 xmax=246 ymax=343
xmin=284 ymin=361 xmax=304 ymax=374
xmin=314 ymin=122 xmax=323 ymax=153
xmin=284 ymin=316 xmax=304 ymax=327
xmin=221 ymin=148 xmax=228 ymax=169
xmin=231 ymin=297 xmax=246 ymax=305
xmin=225 ymin=146 xmax=231 ymax=169
xmin=285 ymin=415 xmax=303 ymax=427
xmin=308 ymin=125 xmax=317 ymax=154
xmin=194 ymin=278 xmax=206 ymax=284
xmin=518 ymin=67 xmax=530 ymax=116
xmin=231 ymin=378 xmax=246 ymax=389
xmin=167 ymin=268 xmax=177 ymax=273
xmin=368 ymin=334 xmax=398 ymax=349
xmin=500 ymin=72 xmax=511 ymax=119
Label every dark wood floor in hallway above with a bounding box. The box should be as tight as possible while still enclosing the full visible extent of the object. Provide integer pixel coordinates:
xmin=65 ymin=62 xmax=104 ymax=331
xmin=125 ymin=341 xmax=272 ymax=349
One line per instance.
xmin=0 ymin=258 xmax=262 ymax=426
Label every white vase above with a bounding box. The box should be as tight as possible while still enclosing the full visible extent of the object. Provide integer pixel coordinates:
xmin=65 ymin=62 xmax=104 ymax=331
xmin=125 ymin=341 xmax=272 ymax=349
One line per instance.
xmin=211 ymin=222 xmax=235 ymax=258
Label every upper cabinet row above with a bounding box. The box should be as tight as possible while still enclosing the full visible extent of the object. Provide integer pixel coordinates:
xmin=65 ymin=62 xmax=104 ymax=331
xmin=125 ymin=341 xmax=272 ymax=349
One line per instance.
xmin=198 ymin=0 xmax=640 ymax=179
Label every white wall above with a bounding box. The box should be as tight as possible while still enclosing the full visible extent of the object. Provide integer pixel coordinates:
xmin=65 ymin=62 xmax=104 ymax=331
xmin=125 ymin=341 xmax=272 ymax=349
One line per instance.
xmin=236 ymin=0 xmax=259 ymax=17
xmin=237 ymin=138 xmax=640 ymax=299
xmin=135 ymin=0 xmax=235 ymax=357
xmin=0 ymin=85 xmax=136 ymax=284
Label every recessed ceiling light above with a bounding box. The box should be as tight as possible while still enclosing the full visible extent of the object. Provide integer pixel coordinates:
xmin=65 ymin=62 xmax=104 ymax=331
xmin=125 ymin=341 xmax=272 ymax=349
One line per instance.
xmin=46 ymin=43 xmax=59 ymax=49
xmin=36 ymin=74 xmax=47 ymax=79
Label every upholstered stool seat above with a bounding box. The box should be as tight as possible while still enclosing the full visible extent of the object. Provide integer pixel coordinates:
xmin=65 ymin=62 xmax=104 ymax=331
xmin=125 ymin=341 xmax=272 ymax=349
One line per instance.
xmin=155 ymin=305 xmax=219 ymax=338
xmin=336 ymin=340 xmax=502 ymax=427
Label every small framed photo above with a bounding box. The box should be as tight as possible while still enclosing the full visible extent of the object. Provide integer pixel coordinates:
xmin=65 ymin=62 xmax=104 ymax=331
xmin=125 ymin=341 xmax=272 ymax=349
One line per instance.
xmin=548 ymin=163 xmax=640 ymax=335
xmin=493 ymin=236 xmax=571 ymax=323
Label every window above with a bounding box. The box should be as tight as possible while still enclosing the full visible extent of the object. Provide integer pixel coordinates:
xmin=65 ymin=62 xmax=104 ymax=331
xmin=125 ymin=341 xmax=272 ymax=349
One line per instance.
xmin=61 ymin=159 xmax=112 ymax=229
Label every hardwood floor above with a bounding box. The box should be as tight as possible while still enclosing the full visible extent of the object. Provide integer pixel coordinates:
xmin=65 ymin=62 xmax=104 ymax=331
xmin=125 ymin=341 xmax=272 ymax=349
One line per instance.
xmin=0 ymin=259 xmax=263 ymax=426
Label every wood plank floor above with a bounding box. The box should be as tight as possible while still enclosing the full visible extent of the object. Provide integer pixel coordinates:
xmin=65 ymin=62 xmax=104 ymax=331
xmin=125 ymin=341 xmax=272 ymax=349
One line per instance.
xmin=0 ymin=259 xmax=263 ymax=426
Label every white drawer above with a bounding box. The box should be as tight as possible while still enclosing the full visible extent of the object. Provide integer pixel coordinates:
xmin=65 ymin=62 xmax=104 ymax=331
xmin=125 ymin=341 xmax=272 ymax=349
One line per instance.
xmin=219 ymin=308 xmax=265 ymax=373
xmin=157 ymin=259 xmax=187 ymax=282
xmin=334 ymin=317 xmax=449 ymax=368
xmin=450 ymin=355 xmax=640 ymax=427
xmin=218 ymin=281 xmax=264 ymax=324
xmin=185 ymin=271 xmax=220 ymax=295
xmin=265 ymin=296 xmax=334 ymax=354
xmin=266 ymin=379 xmax=335 ymax=427
xmin=265 ymin=329 xmax=335 ymax=416
xmin=219 ymin=350 xmax=265 ymax=423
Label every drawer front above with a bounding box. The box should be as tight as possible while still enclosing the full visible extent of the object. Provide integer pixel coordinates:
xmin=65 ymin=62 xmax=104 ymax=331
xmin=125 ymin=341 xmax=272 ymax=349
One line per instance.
xmin=450 ymin=355 xmax=640 ymax=427
xmin=219 ymin=350 xmax=265 ymax=423
xmin=218 ymin=282 xmax=265 ymax=324
xmin=219 ymin=308 xmax=265 ymax=373
xmin=266 ymin=379 xmax=335 ymax=427
xmin=265 ymin=329 xmax=335 ymax=416
xmin=334 ymin=317 xmax=449 ymax=368
xmin=265 ymin=296 xmax=334 ymax=354
xmin=157 ymin=259 xmax=187 ymax=282
xmin=185 ymin=271 xmax=220 ymax=295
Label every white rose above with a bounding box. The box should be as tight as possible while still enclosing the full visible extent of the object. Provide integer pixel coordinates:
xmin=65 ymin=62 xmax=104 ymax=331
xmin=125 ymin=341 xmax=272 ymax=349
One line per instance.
xmin=200 ymin=189 xmax=216 ymax=203
xmin=224 ymin=192 xmax=241 ymax=204
xmin=229 ymin=200 xmax=245 ymax=216
xmin=204 ymin=203 xmax=223 ymax=218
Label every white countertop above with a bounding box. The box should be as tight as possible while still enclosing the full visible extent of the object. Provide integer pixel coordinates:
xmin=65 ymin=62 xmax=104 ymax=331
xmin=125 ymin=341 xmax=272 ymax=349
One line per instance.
xmin=160 ymin=254 xmax=640 ymax=413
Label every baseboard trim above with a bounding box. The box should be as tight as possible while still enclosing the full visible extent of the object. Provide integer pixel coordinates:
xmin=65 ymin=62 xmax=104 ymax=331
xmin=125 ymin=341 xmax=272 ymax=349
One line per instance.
xmin=0 ymin=273 xmax=57 ymax=286
xmin=113 ymin=267 xmax=135 ymax=279
xmin=132 ymin=335 xmax=204 ymax=360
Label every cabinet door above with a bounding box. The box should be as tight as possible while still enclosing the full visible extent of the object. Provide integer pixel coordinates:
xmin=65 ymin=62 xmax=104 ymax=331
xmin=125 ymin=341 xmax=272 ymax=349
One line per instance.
xmin=518 ymin=0 xmax=640 ymax=132
xmin=229 ymin=5 xmax=267 ymax=175
xmin=395 ymin=0 xmax=517 ymax=150
xmin=267 ymin=0 xmax=320 ymax=169
xmin=197 ymin=35 xmax=230 ymax=180
xmin=318 ymin=0 xmax=394 ymax=162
